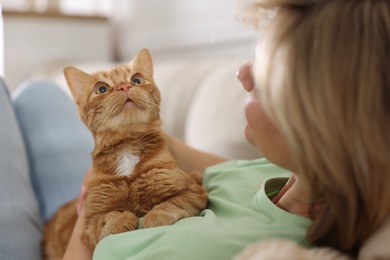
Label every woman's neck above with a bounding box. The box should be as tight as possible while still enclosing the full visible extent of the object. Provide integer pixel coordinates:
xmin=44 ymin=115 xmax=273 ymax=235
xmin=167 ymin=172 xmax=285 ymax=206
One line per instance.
xmin=273 ymin=174 xmax=322 ymax=218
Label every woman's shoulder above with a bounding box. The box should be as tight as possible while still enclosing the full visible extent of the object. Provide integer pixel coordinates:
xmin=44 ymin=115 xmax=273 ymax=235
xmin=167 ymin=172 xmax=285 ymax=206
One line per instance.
xmin=205 ymin=158 xmax=290 ymax=180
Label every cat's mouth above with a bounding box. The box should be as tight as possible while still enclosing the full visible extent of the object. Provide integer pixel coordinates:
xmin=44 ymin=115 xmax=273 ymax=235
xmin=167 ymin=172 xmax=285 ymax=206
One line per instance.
xmin=122 ymin=98 xmax=135 ymax=110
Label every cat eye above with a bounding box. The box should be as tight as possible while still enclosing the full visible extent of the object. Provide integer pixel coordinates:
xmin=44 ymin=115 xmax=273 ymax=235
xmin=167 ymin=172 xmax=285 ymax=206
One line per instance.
xmin=131 ymin=76 xmax=143 ymax=85
xmin=95 ymin=82 xmax=110 ymax=94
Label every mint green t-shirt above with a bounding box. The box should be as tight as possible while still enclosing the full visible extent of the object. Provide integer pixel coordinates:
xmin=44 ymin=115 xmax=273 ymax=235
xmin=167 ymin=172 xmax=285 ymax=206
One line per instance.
xmin=93 ymin=159 xmax=312 ymax=260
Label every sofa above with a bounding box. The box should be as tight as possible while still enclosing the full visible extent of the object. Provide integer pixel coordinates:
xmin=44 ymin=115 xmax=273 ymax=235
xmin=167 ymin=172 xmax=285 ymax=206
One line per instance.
xmin=0 ymin=57 xmax=389 ymax=260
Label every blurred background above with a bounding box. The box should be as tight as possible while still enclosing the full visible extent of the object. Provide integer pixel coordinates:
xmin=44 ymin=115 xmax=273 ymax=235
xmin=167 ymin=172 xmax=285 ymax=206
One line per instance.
xmin=0 ymin=0 xmax=257 ymax=92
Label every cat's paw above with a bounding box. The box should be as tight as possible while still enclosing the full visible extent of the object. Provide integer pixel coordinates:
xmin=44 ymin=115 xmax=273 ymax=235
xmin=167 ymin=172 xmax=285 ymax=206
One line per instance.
xmin=143 ymin=210 xmax=177 ymax=228
xmin=99 ymin=211 xmax=139 ymax=240
xmin=188 ymin=171 xmax=203 ymax=185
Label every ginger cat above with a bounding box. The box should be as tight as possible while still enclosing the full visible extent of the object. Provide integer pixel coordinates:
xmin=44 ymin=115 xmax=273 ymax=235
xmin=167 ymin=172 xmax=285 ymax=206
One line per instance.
xmin=43 ymin=49 xmax=208 ymax=259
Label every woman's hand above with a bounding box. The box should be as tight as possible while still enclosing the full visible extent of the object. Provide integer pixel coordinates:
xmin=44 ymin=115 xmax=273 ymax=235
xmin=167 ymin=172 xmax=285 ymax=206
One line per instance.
xmin=77 ymin=166 xmax=93 ymax=215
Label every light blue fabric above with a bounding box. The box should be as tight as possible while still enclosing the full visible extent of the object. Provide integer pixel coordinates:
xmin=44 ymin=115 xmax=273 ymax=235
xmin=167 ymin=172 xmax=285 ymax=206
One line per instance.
xmin=12 ymin=80 xmax=94 ymax=223
xmin=0 ymin=78 xmax=42 ymax=260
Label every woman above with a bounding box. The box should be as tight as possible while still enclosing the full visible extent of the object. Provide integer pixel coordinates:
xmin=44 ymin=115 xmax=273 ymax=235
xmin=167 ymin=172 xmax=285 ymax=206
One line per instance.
xmin=64 ymin=0 xmax=390 ymax=258
xmin=242 ymin=0 xmax=390 ymax=254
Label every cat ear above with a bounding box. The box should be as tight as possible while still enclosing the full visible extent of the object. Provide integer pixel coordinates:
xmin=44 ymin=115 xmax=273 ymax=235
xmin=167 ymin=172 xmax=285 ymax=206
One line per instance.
xmin=63 ymin=66 xmax=91 ymax=104
xmin=131 ymin=48 xmax=153 ymax=78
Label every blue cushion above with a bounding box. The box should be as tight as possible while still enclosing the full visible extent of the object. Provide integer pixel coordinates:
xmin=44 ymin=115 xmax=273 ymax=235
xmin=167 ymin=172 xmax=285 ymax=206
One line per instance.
xmin=0 ymin=78 xmax=42 ymax=260
xmin=12 ymin=80 xmax=94 ymax=223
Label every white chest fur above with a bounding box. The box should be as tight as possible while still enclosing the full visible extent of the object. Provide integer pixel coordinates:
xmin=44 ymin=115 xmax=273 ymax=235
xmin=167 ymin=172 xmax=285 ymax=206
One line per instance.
xmin=116 ymin=150 xmax=140 ymax=176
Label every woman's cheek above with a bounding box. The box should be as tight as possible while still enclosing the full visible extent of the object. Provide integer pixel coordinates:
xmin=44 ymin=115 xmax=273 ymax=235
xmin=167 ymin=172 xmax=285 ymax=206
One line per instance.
xmin=244 ymin=94 xmax=279 ymax=155
xmin=244 ymin=94 xmax=263 ymax=147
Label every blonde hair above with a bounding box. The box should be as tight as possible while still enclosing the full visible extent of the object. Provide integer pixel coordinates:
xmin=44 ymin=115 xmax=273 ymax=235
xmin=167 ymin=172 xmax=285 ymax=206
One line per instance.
xmin=241 ymin=0 xmax=390 ymax=255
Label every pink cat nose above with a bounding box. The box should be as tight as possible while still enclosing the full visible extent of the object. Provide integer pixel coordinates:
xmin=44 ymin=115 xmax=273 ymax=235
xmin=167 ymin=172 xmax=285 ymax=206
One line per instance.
xmin=117 ymin=83 xmax=132 ymax=92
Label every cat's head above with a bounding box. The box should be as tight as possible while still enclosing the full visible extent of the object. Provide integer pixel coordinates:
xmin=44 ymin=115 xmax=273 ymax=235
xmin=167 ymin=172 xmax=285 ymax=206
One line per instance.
xmin=64 ymin=48 xmax=161 ymax=134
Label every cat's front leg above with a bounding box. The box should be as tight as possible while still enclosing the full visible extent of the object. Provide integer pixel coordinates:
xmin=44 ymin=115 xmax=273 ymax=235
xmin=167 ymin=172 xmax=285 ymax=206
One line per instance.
xmin=83 ymin=211 xmax=139 ymax=248
xmin=99 ymin=211 xmax=139 ymax=240
xmin=143 ymin=181 xmax=207 ymax=228
xmin=82 ymin=176 xmax=139 ymax=248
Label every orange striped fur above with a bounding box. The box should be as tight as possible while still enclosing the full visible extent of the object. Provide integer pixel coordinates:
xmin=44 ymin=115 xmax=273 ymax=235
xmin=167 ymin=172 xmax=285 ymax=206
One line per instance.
xmin=43 ymin=49 xmax=207 ymax=259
